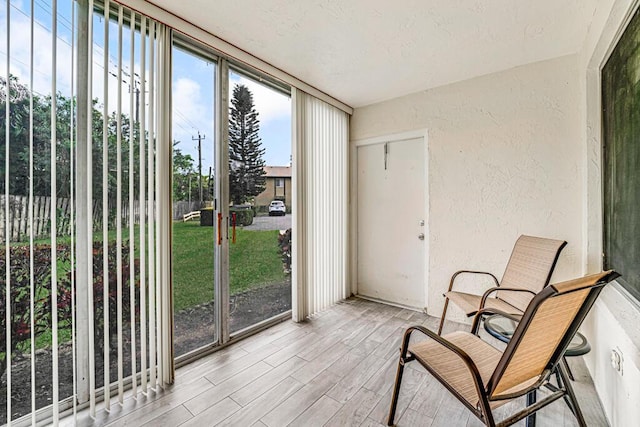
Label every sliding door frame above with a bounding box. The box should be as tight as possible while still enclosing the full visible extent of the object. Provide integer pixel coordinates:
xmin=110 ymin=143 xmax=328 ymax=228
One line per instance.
xmin=171 ymin=36 xmax=293 ymax=366
xmin=216 ymin=57 xmax=231 ymax=346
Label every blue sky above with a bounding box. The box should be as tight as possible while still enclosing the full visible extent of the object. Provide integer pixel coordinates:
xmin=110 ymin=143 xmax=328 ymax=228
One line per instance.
xmin=172 ymin=48 xmax=292 ymax=176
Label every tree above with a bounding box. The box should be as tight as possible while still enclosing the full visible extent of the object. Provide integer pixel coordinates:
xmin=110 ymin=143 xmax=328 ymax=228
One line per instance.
xmin=0 ymin=75 xmax=142 ymax=202
xmin=0 ymin=75 xmax=52 ymax=196
xmin=228 ymin=84 xmax=265 ymax=205
xmin=172 ymin=145 xmax=197 ymax=202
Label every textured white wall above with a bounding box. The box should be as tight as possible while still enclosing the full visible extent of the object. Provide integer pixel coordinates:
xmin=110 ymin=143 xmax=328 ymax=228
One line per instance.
xmin=351 ymin=55 xmax=583 ymax=320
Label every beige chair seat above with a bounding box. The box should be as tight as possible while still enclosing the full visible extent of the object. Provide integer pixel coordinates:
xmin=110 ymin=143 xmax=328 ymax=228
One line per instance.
xmin=410 ymin=331 xmax=507 ymax=409
xmin=444 ymin=291 xmax=521 ymax=317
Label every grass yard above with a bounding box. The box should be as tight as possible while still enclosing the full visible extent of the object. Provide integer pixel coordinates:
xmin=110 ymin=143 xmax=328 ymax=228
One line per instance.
xmin=172 ymin=221 xmax=286 ymax=312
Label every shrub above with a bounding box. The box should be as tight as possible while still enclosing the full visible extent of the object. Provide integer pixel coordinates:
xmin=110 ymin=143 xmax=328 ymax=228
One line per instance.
xmin=230 ymin=207 xmax=254 ymax=226
xmin=0 ymin=244 xmax=66 ymax=378
xmin=86 ymin=241 xmax=140 ymax=353
xmin=277 ymin=228 xmax=292 ymax=274
xmin=0 ymin=241 xmax=139 ymax=379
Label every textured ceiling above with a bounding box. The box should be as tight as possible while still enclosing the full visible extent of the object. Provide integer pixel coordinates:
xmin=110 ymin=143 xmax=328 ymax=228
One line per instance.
xmin=147 ymin=0 xmax=598 ymax=108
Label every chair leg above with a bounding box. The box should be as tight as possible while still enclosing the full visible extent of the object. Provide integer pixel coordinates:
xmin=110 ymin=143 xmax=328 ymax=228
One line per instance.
xmin=437 ymin=296 xmax=450 ymax=335
xmin=525 ymin=390 xmax=537 ymax=427
xmin=553 ymin=366 xmax=575 ymax=414
xmin=562 ymin=356 xmax=575 ymax=381
xmin=558 ymin=362 xmax=587 ymax=427
xmin=387 ymin=353 xmax=407 ymax=426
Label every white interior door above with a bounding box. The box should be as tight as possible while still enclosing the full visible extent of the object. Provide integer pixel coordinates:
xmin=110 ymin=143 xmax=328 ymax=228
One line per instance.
xmin=357 ymin=137 xmax=426 ymax=308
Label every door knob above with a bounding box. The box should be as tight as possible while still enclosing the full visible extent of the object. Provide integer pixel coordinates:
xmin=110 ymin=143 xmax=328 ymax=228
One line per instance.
xmin=418 ymin=233 xmax=425 ymax=240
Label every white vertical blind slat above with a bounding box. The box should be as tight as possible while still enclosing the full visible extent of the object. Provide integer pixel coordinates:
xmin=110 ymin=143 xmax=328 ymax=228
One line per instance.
xmin=101 ymin=0 xmax=111 ymax=410
xmin=87 ymin=0 xmax=96 ymax=415
xmin=128 ymin=8 xmax=138 ymax=399
xmin=147 ymin=20 xmax=157 ymax=391
xmin=139 ymin=15 xmax=148 ymax=395
xmin=70 ymin=0 xmax=78 ymax=420
xmin=116 ymin=4 xmax=125 ymax=404
xmin=161 ymin=24 xmax=171 ymax=384
xmin=51 ymin=1 xmax=60 ymax=423
xmin=155 ymin=24 xmax=172 ymax=385
xmin=28 ymin=0 xmax=37 ymax=423
xmin=4 ymin=1 xmax=11 ymax=423
xmin=291 ymin=88 xmax=309 ymax=322
xmin=154 ymin=25 xmax=162 ymax=386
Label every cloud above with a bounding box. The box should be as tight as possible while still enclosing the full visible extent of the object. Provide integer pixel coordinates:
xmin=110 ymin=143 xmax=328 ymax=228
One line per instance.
xmin=171 ymin=77 xmax=216 ymax=169
xmin=172 ymin=77 xmax=213 ymax=137
xmin=230 ymin=73 xmax=291 ymax=124
xmin=0 ymin=2 xmax=75 ymax=97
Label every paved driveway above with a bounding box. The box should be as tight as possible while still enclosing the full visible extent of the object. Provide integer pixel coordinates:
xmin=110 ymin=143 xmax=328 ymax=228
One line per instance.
xmin=244 ymin=214 xmax=292 ymax=231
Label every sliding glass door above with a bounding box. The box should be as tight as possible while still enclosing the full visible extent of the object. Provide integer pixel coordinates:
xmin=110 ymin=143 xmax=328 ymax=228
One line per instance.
xmin=171 ymin=39 xmax=292 ymax=359
xmin=171 ymin=42 xmax=217 ymax=357
xmin=227 ymin=69 xmax=292 ymax=335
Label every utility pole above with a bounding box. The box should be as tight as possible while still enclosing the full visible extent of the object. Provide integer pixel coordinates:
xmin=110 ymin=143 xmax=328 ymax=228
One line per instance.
xmin=192 ymin=132 xmax=205 ymax=206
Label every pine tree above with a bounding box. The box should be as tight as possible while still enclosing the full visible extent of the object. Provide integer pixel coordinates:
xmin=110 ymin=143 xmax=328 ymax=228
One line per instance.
xmin=229 ymin=84 xmax=266 ymax=205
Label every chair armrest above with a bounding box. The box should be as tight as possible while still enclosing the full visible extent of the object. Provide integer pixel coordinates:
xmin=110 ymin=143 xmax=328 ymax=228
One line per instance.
xmin=478 ymin=286 xmax=535 ymax=310
xmin=399 ymin=325 xmax=486 ymax=396
xmin=470 ymin=307 xmax=522 ymax=335
xmin=445 ymin=270 xmax=500 ymax=294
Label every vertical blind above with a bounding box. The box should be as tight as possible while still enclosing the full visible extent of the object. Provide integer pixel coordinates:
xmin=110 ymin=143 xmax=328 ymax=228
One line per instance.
xmin=292 ymin=89 xmax=349 ymax=321
xmin=78 ymin=0 xmax=173 ymax=419
xmin=1 ymin=1 xmax=172 ymax=424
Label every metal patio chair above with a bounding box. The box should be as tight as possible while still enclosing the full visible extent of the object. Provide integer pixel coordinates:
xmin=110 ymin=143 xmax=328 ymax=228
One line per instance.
xmin=387 ymin=270 xmax=619 ymax=427
xmin=438 ymin=235 xmax=567 ymax=335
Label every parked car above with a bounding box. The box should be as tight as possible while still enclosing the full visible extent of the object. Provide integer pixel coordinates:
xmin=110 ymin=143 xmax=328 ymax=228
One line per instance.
xmin=268 ymin=200 xmax=286 ymax=216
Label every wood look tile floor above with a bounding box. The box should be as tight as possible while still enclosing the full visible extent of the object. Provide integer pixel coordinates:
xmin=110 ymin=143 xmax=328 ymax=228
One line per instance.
xmin=64 ymin=298 xmax=608 ymax=426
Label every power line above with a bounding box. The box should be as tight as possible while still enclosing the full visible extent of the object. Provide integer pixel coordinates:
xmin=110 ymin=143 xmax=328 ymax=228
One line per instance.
xmin=0 ymin=50 xmax=59 ymax=92
xmin=8 ymin=3 xmax=73 ymax=49
xmin=172 ymin=119 xmax=192 ymax=135
xmin=34 ymin=0 xmax=75 ymax=32
xmin=174 ymin=109 xmax=200 ymax=130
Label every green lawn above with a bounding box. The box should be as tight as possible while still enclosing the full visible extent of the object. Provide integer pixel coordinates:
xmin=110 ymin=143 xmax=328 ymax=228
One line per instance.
xmin=172 ymin=221 xmax=285 ymax=311
xmin=14 ymin=221 xmax=285 ymax=313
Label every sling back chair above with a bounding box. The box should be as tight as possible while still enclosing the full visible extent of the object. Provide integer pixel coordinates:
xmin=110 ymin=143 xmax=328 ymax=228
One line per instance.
xmin=388 ymin=270 xmax=619 ymax=427
xmin=438 ymin=235 xmax=567 ymax=335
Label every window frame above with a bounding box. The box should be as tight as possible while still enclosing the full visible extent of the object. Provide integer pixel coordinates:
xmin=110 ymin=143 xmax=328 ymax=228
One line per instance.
xmin=601 ymin=4 xmax=640 ymax=303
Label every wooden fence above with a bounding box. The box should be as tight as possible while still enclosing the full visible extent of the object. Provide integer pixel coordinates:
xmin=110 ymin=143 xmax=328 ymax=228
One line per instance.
xmin=0 ymin=195 xmax=206 ymax=242
xmin=173 ymin=201 xmax=204 ymax=221
xmin=0 ymin=195 xmax=152 ymax=242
